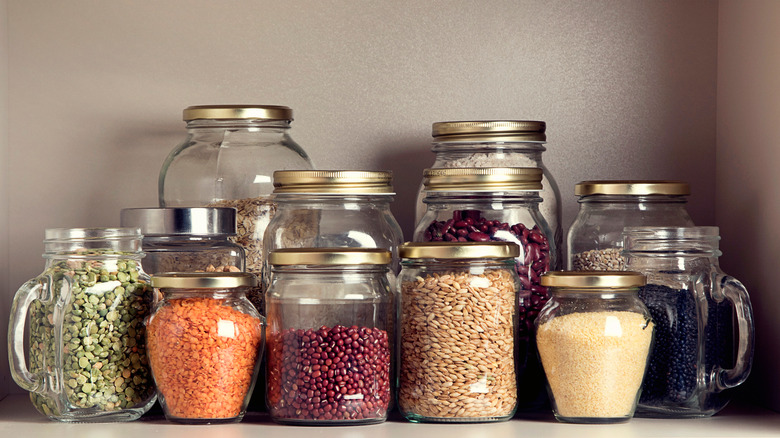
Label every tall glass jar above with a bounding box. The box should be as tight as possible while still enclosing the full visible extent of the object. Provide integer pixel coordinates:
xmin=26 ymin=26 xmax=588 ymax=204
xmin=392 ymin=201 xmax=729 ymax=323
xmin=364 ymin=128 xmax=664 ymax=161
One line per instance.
xmin=415 ymin=120 xmax=561 ymax=259
xmin=265 ymin=248 xmax=393 ymax=425
xmin=567 ymin=180 xmax=694 ymax=271
xmin=398 ymin=242 xmax=520 ymax=422
xmin=263 ymin=170 xmax=403 ymax=287
xmin=120 ymin=207 xmax=245 ymax=274
xmin=8 ymin=228 xmax=156 ymax=422
xmin=624 ymin=227 xmax=754 ymax=418
xmin=158 ymin=104 xmax=314 ymax=282
xmin=536 ymin=271 xmax=654 ymax=424
xmin=146 ymin=272 xmax=264 ymax=424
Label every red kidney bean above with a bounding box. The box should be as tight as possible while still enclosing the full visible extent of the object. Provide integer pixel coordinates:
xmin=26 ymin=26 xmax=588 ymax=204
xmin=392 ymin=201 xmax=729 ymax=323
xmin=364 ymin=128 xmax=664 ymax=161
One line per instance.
xmin=267 ymin=325 xmax=390 ymax=424
xmin=421 ymin=209 xmax=550 ymax=340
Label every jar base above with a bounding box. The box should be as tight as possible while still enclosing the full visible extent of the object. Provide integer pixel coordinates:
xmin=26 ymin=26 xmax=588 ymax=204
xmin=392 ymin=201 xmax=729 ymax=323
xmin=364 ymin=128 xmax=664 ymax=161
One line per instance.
xmin=164 ymin=414 xmax=245 ymax=424
xmin=403 ymin=413 xmax=514 ymax=423
xmin=270 ymin=416 xmax=387 ymax=426
xmin=553 ymin=414 xmax=632 ymax=424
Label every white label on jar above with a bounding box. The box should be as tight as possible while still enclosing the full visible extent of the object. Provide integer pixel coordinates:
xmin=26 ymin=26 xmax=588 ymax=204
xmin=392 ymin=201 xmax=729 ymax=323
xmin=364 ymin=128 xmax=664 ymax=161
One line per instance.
xmin=217 ymin=319 xmax=236 ymax=338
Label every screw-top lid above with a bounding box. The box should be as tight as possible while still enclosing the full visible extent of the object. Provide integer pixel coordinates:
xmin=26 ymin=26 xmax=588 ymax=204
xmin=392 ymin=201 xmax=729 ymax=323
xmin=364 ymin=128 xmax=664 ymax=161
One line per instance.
xmin=399 ymin=241 xmax=520 ymax=259
xmin=540 ymin=271 xmax=646 ymax=289
xmin=575 ymin=180 xmax=690 ymax=196
xmin=272 ymin=170 xmax=394 ymax=194
xmin=151 ymin=272 xmax=257 ymax=289
xmin=269 ymin=248 xmax=392 ymax=266
xmin=183 ymin=105 xmax=293 ymax=121
xmin=423 ymin=167 xmax=542 ymax=192
xmin=432 ymin=120 xmax=546 ymax=142
xmin=120 ymin=207 xmax=236 ymax=236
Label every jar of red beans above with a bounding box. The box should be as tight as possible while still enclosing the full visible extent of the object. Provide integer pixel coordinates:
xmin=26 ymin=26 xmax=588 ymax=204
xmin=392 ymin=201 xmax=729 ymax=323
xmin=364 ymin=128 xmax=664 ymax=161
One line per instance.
xmin=146 ymin=272 xmax=264 ymax=424
xmin=413 ymin=167 xmax=556 ymax=410
xmin=265 ymin=248 xmax=393 ymax=425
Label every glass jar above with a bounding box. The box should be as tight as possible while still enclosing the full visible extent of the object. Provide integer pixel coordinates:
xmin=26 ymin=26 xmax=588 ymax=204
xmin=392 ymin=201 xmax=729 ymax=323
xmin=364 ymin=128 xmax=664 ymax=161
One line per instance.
xmin=8 ymin=228 xmax=156 ymax=422
xmin=415 ymin=120 xmax=562 ymax=260
xmin=536 ymin=271 xmax=654 ymax=424
xmin=158 ymin=104 xmax=314 ymax=281
xmin=146 ymin=272 xmax=264 ymax=424
xmin=265 ymin=248 xmax=393 ymax=425
xmin=263 ymin=170 xmax=404 ymax=286
xmin=623 ymin=227 xmax=754 ymax=418
xmin=567 ymin=180 xmax=694 ymax=271
xmin=120 ymin=207 xmax=245 ymax=274
xmin=413 ymin=167 xmax=555 ymax=410
xmin=398 ymin=242 xmax=520 ymax=423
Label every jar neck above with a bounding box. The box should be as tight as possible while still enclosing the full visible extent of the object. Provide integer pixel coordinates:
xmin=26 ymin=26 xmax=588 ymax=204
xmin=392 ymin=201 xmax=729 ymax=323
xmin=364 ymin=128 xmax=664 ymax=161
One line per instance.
xmin=273 ymin=193 xmax=395 ymax=206
xmin=401 ymin=258 xmax=515 ymax=270
xmin=43 ymin=228 xmax=143 ymax=255
xmin=432 ymin=141 xmax=547 ymax=156
xmin=161 ymin=289 xmax=244 ymax=300
xmin=578 ymin=194 xmax=689 ymax=205
xmin=271 ymin=265 xmax=390 ymax=275
xmin=423 ymin=191 xmax=541 ymax=205
xmin=185 ymin=119 xmax=291 ymax=130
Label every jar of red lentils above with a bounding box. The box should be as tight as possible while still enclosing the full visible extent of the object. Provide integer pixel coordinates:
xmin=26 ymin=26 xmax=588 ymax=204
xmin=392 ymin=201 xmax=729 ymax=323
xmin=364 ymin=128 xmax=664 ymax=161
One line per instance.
xmin=146 ymin=272 xmax=264 ymax=424
xmin=265 ymin=248 xmax=393 ymax=425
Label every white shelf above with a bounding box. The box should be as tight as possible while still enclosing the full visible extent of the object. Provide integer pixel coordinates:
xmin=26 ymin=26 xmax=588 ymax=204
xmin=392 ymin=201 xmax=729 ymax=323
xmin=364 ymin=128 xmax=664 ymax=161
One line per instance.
xmin=1 ymin=394 xmax=779 ymax=437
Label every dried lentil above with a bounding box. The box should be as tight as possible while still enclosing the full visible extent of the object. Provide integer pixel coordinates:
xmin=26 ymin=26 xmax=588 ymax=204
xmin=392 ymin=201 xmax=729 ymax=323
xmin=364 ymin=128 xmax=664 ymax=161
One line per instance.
xmin=146 ymin=297 xmax=263 ymax=421
xmin=399 ymin=269 xmax=517 ymax=420
xmin=536 ymin=311 xmax=654 ymax=419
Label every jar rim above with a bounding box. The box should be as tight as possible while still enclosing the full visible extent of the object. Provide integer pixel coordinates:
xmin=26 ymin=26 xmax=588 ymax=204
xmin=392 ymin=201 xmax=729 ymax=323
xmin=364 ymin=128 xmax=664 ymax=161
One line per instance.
xmin=541 ymin=271 xmax=646 ymax=289
xmin=269 ymin=248 xmax=391 ymax=266
xmin=120 ymin=207 xmax=236 ymax=236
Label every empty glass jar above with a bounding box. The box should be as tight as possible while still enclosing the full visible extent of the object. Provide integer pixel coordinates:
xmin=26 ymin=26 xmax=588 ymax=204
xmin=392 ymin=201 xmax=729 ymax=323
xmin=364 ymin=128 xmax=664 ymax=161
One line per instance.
xmin=567 ymin=180 xmax=694 ymax=271
xmin=624 ymin=227 xmax=754 ymax=417
xmin=265 ymin=248 xmax=393 ymax=425
xmin=8 ymin=228 xmax=156 ymax=421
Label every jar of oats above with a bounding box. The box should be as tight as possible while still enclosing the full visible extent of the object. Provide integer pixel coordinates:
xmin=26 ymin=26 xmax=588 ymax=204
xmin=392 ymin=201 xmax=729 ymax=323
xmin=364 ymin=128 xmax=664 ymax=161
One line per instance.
xmin=120 ymin=207 xmax=245 ymax=275
xmin=398 ymin=241 xmax=520 ymax=423
xmin=536 ymin=271 xmax=654 ymax=424
xmin=567 ymin=180 xmax=694 ymax=271
xmin=158 ymin=104 xmax=314 ymax=284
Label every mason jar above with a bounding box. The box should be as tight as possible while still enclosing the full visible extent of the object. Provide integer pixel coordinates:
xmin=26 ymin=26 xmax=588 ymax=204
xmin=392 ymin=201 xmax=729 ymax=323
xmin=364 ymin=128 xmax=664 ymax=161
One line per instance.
xmin=536 ymin=271 xmax=654 ymax=424
xmin=158 ymin=104 xmax=314 ymax=281
xmin=146 ymin=272 xmax=264 ymax=424
xmin=398 ymin=242 xmax=520 ymax=422
xmin=8 ymin=228 xmax=156 ymax=422
xmin=624 ymin=227 xmax=754 ymax=418
xmin=413 ymin=167 xmax=554 ymax=410
xmin=263 ymin=170 xmax=404 ymax=286
xmin=415 ymin=120 xmax=561 ymax=258
xmin=567 ymin=180 xmax=694 ymax=271
xmin=120 ymin=207 xmax=245 ymax=275
xmin=265 ymin=248 xmax=393 ymax=425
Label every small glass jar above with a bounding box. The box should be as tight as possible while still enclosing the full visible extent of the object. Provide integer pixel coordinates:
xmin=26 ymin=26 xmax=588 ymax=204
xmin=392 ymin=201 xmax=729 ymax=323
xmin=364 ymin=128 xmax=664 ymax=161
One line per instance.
xmin=624 ymin=227 xmax=754 ymax=418
xmin=263 ymin=170 xmax=404 ymax=284
xmin=398 ymin=242 xmax=520 ymax=423
xmin=158 ymin=104 xmax=314 ymax=280
xmin=413 ymin=167 xmax=555 ymax=409
xmin=8 ymin=228 xmax=156 ymax=422
xmin=567 ymin=180 xmax=694 ymax=271
xmin=265 ymin=248 xmax=393 ymax=425
xmin=536 ymin=271 xmax=654 ymax=424
xmin=146 ymin=272 xmax=264 ymax=424
xmin=415 ymin=120 xmax=562 ymax=259
xmin=120 ymin=207 xmax=245 ymax=274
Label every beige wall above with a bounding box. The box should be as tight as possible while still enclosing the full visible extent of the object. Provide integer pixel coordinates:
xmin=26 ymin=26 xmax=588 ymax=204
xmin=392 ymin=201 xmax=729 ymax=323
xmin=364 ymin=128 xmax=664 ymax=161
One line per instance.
xmin=2 ymin=1 xmax=723 ymax=399
xmin=1 ymin=0 xmax=8 ymax=400
xmin=717 ymin=0 xmax=780 ymax=412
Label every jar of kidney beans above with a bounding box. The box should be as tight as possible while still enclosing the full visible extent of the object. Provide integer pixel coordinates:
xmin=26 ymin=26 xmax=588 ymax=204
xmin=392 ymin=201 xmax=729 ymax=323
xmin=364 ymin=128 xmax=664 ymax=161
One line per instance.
xmin=413 ymin=167 xmax=556 ymax=411
xmin=265 ymin=248 xmax=393 ymax=425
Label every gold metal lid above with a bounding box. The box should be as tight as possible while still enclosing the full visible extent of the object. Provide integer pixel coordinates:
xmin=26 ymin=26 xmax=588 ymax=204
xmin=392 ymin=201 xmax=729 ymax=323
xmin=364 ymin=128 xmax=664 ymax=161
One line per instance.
xmin=273 ymin=170 xmax=394 ymax=194
xmin=423 ymin=167 xmax=542 ymax=191
xmin=575 ymin=180 xmax=690 ymax=196
xmin=269 ymin=248 xmax=391 ymax=266
xmin=432 ymin=120 xmax=546 ymax=142
xmin=540 ymin=271 xmax=646 ymax=289
xmin=151 ymin=272 xmax=258 ymax=289
xmin=183 ymin=105 xmax=293 ymax=121
xmin=399 ymin=242 xmax=520 ymax=259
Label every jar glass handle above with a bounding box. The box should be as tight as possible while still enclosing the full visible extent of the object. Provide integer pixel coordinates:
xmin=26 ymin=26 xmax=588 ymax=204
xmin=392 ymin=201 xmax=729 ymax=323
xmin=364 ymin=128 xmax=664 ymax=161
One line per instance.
xmin=716 ymin=274 xmax=755 ymax=390
xmin=8 ymin=277 xmax=48 ymax=393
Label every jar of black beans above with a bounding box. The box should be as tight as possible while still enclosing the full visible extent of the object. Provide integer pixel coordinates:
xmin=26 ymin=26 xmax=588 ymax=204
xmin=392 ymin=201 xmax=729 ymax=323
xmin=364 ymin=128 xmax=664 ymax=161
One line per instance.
xmin=624 ymin=226 xmax=755 ymax=418
xmin=413 ymin=167 xmax=557 ymax=410
xmin=265 ymin=248 xmax=393 ymax=425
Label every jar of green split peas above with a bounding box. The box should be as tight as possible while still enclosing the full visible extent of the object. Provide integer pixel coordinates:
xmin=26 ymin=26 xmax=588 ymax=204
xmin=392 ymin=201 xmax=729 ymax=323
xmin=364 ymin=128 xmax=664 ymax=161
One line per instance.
xmin=536 ymin=271 xmax=654 ymax=424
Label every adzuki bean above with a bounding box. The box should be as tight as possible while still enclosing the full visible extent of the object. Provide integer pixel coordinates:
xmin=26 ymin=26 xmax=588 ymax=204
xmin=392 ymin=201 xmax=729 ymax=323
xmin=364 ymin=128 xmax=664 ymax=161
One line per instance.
xmin=267 ymin=325 xmax=391 ymax=424
xmin=422 ymin=209 xmax=551 ymax=339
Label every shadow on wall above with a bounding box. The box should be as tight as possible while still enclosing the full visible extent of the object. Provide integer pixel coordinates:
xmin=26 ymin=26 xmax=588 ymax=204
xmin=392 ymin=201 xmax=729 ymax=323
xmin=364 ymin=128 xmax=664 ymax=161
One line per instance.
xmin=375 ymin=137 xmax=433 ymax=241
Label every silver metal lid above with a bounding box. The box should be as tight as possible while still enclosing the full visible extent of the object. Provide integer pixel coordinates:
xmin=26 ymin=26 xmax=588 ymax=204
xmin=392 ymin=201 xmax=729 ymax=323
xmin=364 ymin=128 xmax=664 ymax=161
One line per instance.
xmin=120 ymin=207 xmax=237 ymax=236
